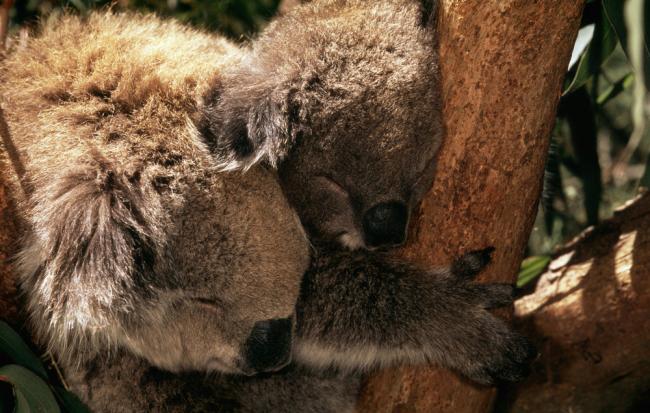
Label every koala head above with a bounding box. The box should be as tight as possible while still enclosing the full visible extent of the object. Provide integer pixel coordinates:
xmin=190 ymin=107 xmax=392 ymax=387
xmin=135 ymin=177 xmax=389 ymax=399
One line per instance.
xmin=201 ymin=0 xmax=441 ymax=249
xmin=19 ymin=159 xmax=307 ymax=377
xmin=120 ymin=168 xmax=308 ymax=376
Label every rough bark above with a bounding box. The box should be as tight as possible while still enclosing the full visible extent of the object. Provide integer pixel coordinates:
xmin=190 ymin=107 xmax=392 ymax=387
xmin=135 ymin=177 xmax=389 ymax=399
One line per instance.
xmin=0 ymin=0 xmax=13 ymax=50
xmin=497 ymin=192 xmax=650 ymax=413
xmin=0 ymin=109 xmax=19 ymax=322
xmin=0 ymin=183 xmax=17 ymax=322
xmin=356 ymin=1 xmax=585 ymax=412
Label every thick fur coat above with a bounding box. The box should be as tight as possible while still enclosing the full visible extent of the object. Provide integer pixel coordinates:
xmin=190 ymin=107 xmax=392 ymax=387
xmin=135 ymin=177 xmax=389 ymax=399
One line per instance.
xmin=1 ymin=1 xmax=534 ymax=412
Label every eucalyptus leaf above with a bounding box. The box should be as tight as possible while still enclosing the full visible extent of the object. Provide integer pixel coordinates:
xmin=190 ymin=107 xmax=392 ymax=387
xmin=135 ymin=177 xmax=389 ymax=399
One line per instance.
xmin=0 ymin=365 xmax=60 ymax=413
xmin=597 ymin=72 xmax=634 ymax=105
xmin=13 ymin=390 xmax=29 ymax=413
xmin=517 ymin=256 xmax=551 ymax=288
xmin=603 ymin=0 xmax=650 ymax=86
xmin=0 ymin=322 xmax=48 ymax=379
xmin=54 ymin=387 xmax=92 ymax=413
xmin=615 ymin=0 xmax=648 ymax=190
xmin=564 ymin=6 xmax=619 ymax=94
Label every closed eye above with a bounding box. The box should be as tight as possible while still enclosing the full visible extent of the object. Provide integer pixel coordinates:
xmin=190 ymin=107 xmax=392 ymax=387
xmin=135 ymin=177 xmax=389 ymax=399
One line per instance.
xmin=315 ymin=175 xmax=349 ymax=199
xmin=191 ymin=297 xmax=224 ymax=312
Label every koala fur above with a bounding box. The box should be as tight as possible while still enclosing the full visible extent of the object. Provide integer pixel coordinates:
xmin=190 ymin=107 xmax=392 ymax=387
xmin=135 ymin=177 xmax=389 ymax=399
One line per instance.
xmin=1 ymin=12 xmax=309 ymax=375
xmin=0 ymin=1 xmax=534 ymax=412
xmin=202 ymin=0 xmax=442 ymax=249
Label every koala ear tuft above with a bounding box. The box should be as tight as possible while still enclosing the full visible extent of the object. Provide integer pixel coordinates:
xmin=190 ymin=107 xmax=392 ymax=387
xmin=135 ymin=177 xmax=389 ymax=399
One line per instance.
xmin=420 ymin=0 xmax=439 ymax=29
xmin=200 ymin=83 xmax=301 ymax=172
xmin=245 ymin=93 xmax=294 ymax=168
xmin=227 ymin=118 xmax=256 ymax=159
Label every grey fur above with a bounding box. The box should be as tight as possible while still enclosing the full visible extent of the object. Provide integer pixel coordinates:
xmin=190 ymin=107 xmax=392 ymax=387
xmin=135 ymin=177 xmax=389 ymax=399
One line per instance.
xmin=204 ymin=0 xmax=442 ymax=247
xmin=1 ymin=1 xmax=534 ymax=412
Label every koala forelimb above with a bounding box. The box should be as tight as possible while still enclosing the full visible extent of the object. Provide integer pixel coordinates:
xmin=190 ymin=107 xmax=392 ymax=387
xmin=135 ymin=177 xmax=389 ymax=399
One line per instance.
xmin=294 ymin=247 xmax=535 ymax=385
xmin=65 ymin=248 xmax=534 ymax=413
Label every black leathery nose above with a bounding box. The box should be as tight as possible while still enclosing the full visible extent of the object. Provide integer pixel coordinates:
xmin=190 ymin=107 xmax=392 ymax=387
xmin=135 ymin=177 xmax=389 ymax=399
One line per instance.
xmin=362 ymin=201 xmax=408 ymax=248
xmin=243 ymin=317 xmax=293 ymax=374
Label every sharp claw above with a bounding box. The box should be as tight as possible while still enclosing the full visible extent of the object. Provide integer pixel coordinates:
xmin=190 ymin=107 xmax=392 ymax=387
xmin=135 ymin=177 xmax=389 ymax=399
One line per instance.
xmin=452 ymin=247 xmax=496 ymax=279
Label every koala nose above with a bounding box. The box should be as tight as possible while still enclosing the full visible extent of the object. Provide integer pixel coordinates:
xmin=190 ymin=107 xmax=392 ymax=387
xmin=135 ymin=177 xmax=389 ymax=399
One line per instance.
xmin=242 ymin=317 xmax=292 ymax=375
xmin=362 ymin=201 xmax=408 ymax=248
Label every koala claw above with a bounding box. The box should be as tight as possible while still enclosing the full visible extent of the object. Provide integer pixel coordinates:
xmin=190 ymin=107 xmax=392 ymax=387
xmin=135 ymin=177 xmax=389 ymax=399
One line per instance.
xmin=451 ymin=247 xmax=495 ymax=279
xmin=469 ymin=333 xmax=537 ymax=386
xmin=491 ymin=335 xmax=537 ymax=384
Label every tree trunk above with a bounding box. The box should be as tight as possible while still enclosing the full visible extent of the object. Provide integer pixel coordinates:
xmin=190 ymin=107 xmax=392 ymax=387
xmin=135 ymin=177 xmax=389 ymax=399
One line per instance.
xmin=356 ymin=1 xmax=585 ymax=412
xmin=0 ymin=181 xmax=17 ymax=321
xmin=497 ymin=192 xmax=650 ymax=413
xmin=0 ymin=108 xmax=19 ymax=322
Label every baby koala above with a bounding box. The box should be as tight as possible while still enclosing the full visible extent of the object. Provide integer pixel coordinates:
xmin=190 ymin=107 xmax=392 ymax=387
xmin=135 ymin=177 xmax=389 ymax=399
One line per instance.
xmin=0 ymin=1 xmax=534 ymax=412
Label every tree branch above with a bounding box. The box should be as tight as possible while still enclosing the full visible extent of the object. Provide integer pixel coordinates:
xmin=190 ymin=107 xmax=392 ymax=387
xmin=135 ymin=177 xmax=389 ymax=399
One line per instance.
xmin=498 ymin=192 xmax=650 ymax=413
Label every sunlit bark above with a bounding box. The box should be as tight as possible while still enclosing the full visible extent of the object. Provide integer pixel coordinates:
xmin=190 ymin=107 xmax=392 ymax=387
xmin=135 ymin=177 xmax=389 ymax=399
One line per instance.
xmin=499 ymin=193 xmax=650 ymax=413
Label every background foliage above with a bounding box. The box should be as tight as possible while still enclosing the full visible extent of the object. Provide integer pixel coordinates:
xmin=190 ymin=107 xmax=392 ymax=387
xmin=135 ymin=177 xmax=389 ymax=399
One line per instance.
xmin=9 ymin=0 xmax=281 ymax=39
xmin=525 ymin=0 xmax=649 ymax=284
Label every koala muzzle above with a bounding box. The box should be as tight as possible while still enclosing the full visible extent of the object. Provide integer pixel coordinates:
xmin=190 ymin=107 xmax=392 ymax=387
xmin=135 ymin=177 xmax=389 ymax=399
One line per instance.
xmin=362 ymin=201 xmax=408 ymax=248
xmin=242 ymin=317 xmax=293 ymax=375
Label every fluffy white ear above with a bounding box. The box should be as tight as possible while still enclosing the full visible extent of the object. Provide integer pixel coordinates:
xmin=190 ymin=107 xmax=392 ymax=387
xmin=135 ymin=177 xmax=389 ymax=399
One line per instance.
xmin=242 ymin=92 xmax=296 ymax=169
xmin=199 ymin=75 xmax=304 ymax=172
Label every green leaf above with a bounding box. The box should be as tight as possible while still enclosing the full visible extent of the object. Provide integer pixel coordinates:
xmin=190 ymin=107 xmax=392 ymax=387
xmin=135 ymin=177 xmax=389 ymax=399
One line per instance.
xmin=0 ymin=322 xmax=48 ymax=379
xmin=625 ymin=0 xmax=648 ymax=191
xmin=66 ymin=0 xmax=87 ymax=12
xmin=603 ymin=0 xmax=650 ymax=86
xmin=564 ymin=7 xmax=619 ymax=94
xmin=596 ymin=72 xmax=634 ymax=105
xmin=0 ymin=365 xmax=60 ymax=413
xmin=517 ymin=256 xmax=552 ymax=288
xmin=14 ymin=390 xmax=30 ymax=413
xmin=54 ymin=387 xmax=91 ymax=413
xmin=602 ymin=0 xmax=627 ymax=46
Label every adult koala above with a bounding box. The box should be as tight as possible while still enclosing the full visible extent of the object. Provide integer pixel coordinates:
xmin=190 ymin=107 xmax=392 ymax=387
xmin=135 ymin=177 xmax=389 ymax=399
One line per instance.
xmin=0 ymin=1 xmax=534 ymax=412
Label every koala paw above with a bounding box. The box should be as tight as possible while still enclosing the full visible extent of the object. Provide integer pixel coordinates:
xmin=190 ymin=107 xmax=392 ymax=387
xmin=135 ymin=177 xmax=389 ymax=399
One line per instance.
xmin=447 ymin=273 xmax=535 ymax=385
xmin=467 ymin=282 xmax=515 ymax=309
xmin=467 ymin=330 xmax=537 ymax=385
xmin=451 ymin=247 xmax=495 ymax=279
